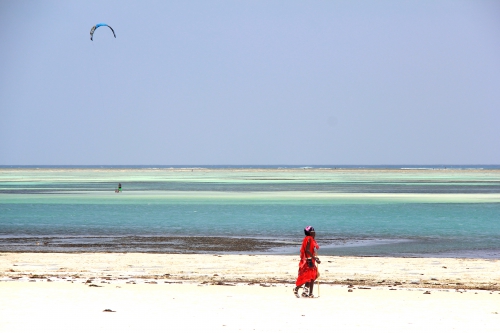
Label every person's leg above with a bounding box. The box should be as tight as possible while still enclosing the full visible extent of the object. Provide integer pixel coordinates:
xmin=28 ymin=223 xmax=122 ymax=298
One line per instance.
xmin=293 ymin=284 xmax=302 ymax=297
xmin=308 ymin=279 xmax=314 ymax=296
xmin=301 ymin=282 xmax=310 ymax=297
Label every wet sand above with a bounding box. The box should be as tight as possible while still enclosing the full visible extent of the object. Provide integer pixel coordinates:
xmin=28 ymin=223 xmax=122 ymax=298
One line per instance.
xmin=1 ymin=253 xmax=499 ymax=332
xmin=0 ymin=236 xmax=297 ymax=253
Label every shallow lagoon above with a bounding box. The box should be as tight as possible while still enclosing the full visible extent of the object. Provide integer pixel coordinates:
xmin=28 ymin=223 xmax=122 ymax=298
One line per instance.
xmin=1 ymin=167 xmax=499 ymax=257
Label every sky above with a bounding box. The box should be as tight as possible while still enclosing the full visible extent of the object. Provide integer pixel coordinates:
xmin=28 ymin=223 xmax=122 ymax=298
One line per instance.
xmin=1 ymin=1 xmax=499 ymax=165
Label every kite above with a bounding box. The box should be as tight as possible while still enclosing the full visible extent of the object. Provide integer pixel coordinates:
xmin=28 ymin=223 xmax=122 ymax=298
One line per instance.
xmin=90 ymin=23 xmax=116 ymax=41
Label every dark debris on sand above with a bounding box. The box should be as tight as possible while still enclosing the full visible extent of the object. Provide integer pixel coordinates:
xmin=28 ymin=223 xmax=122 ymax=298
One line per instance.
xmin=0 ymin=236 xmax=297 ymax=254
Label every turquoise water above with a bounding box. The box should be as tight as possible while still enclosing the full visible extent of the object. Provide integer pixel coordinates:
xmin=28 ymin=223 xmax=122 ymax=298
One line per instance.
xmin=1 ymin=166 xmax=499 ymax=257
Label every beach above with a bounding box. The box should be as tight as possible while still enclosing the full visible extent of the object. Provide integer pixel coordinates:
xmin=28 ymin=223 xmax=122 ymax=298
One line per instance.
xmin=1 ymin=253 xmax=499 ymax=332
xmin=1 ymin=167 xmax=500 ymax=331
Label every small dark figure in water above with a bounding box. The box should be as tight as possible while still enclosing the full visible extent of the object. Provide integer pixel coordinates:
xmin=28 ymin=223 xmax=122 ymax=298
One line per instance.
xmin=115 ymin=183 xmax=122 ymax=193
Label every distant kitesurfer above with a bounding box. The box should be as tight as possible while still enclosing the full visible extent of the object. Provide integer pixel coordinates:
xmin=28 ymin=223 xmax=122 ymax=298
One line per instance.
xmin=293 ymin=226 xmax=320 ymax=298
xmin=115 ymin=183 xmax=122 ymax=193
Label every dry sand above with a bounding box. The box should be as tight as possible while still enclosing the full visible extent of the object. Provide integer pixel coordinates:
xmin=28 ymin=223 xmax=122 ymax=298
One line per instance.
xmin=1 ymin=253 xmax=499 ymax=332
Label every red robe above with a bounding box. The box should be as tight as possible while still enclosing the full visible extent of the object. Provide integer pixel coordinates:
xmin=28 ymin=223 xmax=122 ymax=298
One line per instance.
xmin=295 ymin=235 xmax=319 ymax=287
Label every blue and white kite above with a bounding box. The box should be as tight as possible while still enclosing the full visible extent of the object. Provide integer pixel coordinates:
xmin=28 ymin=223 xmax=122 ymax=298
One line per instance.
xmin=90 ymin=23 xmax=116 ymax=41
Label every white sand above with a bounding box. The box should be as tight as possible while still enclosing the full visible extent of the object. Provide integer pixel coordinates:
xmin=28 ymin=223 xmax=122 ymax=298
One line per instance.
xmin=2 ymin=253 xmax=499 ymax=289
xmin=1 ymin=253 xmax=499 ymax=332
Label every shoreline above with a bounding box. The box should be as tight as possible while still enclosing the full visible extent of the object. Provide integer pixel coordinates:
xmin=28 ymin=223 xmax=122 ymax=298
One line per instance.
xmin=2 ymin=236 xmax=500 ymax=259
xmin=0 ymin=236 xmax=298 ymax=254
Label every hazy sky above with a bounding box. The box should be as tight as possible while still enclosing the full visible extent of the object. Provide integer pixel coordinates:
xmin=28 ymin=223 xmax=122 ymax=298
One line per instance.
xmin=1 ymin=1 xmax=499 ymax=165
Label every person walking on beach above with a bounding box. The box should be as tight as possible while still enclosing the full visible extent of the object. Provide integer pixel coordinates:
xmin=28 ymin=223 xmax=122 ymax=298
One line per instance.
xmin=293 ymin=226 xmax=320 ymax=298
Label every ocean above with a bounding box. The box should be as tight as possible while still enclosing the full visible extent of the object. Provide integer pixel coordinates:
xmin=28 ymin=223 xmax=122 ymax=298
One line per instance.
xmin=1 ymin=166 xmax=499 ymax=258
